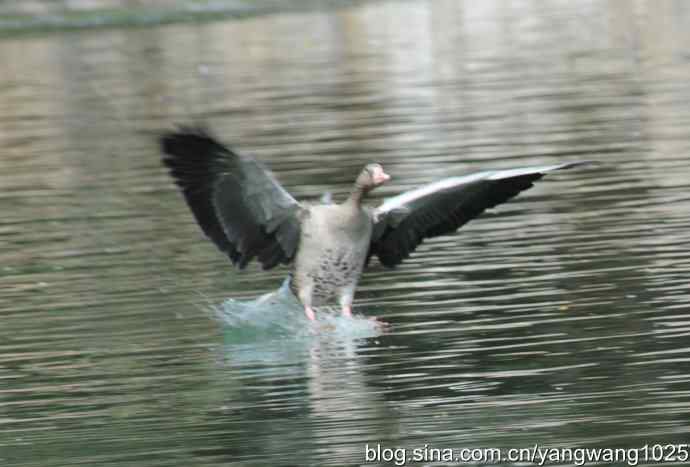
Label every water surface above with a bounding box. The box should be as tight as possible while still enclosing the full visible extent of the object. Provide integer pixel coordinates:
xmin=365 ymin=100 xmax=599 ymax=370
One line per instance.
xmin=2 ymin=1 xmax=690 ymax=466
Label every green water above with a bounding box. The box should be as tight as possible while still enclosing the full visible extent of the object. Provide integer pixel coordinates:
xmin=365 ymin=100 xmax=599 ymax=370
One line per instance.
xmin=2 ymin=1 xmax=690 ymax=466
xmin=0 ymin=0 xmax=360 ymax=34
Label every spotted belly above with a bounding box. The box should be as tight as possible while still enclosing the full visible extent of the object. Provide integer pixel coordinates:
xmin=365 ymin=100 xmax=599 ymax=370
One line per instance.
xmin=291 ymin=246 xmax=365 ymax=305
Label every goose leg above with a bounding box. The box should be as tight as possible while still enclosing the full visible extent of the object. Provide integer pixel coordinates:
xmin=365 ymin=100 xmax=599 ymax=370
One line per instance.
xmin=339 ymin=290 xmax=354 ymax=318
xmin=298 ymin=286 xmax=316 ymax=321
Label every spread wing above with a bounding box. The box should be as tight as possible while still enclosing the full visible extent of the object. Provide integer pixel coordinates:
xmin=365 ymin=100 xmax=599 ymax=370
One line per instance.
xmin=161 ymin=126 xmax=301 ymax=270
xmin=370 ymin=162 xmax=590 ymax=267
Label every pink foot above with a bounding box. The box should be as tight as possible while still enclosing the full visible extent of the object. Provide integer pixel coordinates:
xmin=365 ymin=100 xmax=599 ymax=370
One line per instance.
xmin=368 ymin=316 xmax=390 ymax=328
xmin=342 ymin=305 xmax=353 ymax=318
xmin=304 ymin=306 xmax=316 ymax=321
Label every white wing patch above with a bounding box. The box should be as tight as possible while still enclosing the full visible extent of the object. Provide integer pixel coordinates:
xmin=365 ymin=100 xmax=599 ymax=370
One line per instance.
xmin=487 ymin=164 xmax=563 ymax=180
xmin=377 ymin=162 xmax=585 ymax=216
xmin=376 ymin=172 xmax=489 ymax=214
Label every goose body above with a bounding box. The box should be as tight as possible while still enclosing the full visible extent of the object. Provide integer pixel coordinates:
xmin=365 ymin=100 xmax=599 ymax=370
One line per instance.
xmin=290 ymin=203 xmax=373 ymax=318
xmin=161 ymin=127 xmax=589 ymax=321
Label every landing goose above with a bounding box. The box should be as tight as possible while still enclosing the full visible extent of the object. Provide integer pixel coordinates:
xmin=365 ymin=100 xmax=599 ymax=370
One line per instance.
xmin=161 ymin=127 xmax=589 ymax=321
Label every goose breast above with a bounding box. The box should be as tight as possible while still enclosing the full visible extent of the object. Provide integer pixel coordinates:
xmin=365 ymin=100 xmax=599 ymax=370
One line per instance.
xmin=290 ymin=204 xmax=372 ymax=306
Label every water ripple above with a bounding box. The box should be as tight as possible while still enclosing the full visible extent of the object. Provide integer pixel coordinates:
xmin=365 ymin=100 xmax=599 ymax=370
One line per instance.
xmin=2 ymin=1 xmax=690 ymax=466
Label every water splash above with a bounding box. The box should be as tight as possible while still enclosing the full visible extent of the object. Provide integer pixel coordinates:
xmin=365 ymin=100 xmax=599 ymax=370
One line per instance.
xmin=214 ymin=278 xmax=383 ymax=344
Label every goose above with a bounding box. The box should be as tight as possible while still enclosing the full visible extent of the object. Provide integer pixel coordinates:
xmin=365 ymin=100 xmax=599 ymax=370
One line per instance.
xmin=161 ymin=127 xmax=589 ymax=321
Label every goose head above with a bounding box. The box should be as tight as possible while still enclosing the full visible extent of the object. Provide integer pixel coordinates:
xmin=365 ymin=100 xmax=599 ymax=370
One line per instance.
xmin=356 ymin=163 xmax=390 ymax=192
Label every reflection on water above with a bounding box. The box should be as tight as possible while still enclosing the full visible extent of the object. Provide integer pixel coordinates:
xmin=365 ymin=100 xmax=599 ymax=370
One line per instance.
xmin=2 ymin=0 xmax=690 ymax=466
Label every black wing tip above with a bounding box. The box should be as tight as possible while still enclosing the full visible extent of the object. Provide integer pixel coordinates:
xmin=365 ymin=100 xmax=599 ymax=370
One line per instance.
xmin=159 ymin=125 xmax=217 ymax=159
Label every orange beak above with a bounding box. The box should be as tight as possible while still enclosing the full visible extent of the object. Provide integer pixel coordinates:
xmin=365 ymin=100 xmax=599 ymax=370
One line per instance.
xmin=374 ymin=168 xmax=390 ymax=184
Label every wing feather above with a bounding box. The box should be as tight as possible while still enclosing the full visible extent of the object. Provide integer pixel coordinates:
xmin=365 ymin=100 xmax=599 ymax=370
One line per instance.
xmin=161 ymin=126 xmax=301 ymax=270
xmin=370 ymin=162 xmax=590 ymax=267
